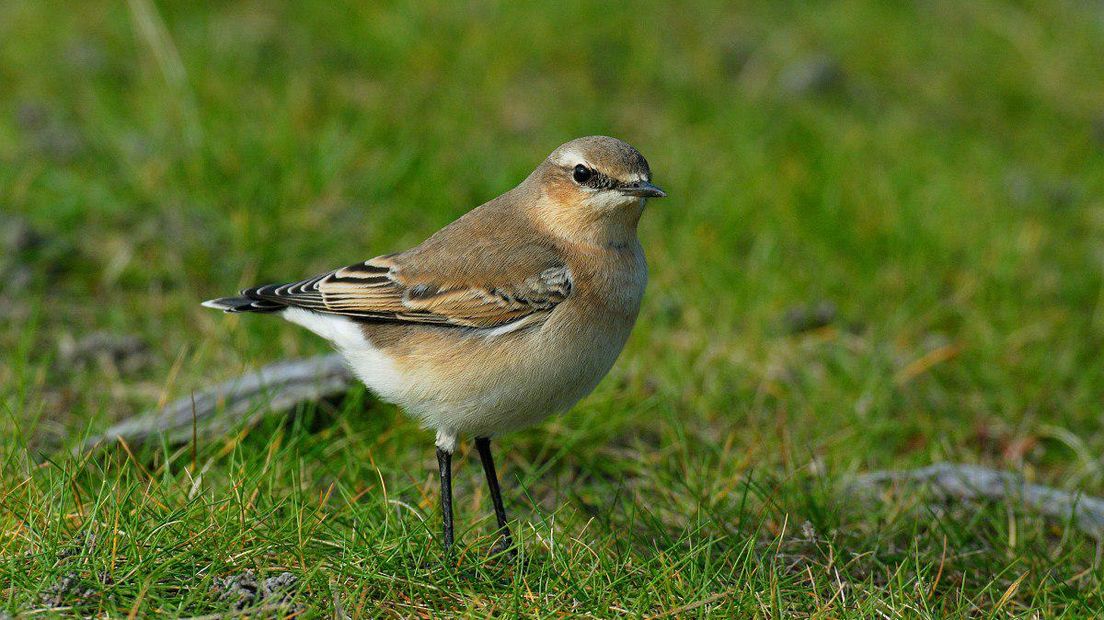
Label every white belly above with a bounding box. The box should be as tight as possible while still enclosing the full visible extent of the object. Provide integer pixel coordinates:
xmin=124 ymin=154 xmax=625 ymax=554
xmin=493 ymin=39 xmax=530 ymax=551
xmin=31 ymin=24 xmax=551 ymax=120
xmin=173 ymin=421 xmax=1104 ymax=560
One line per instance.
xmin=281 ymin=304 xmax=636 ymax=441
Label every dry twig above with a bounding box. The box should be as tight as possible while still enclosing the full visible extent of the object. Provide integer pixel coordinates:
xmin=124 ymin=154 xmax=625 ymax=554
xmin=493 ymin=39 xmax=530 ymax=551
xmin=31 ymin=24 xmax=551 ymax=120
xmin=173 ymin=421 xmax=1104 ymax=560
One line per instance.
xmin=850 ymin=463 xmax=1104 ymax=538
xmin=80 ymin=354 xmax=355 ymax=452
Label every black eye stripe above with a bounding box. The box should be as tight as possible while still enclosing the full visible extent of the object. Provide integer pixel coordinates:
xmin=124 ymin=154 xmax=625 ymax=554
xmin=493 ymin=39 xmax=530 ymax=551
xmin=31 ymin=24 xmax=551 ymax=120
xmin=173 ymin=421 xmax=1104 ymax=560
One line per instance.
xmin=587 ymin=171 xmax=618 ymax=190
xmin=565 ymin=163 xmax=647 ymax=191
xmin=568 ymin=164 xmax=622 ymax=190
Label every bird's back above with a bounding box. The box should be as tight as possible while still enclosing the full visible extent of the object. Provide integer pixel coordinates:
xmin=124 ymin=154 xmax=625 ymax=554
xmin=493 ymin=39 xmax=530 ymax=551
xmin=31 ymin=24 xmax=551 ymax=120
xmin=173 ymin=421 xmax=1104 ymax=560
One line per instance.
xmin=394 ymin=186 xmax=564 ymax=288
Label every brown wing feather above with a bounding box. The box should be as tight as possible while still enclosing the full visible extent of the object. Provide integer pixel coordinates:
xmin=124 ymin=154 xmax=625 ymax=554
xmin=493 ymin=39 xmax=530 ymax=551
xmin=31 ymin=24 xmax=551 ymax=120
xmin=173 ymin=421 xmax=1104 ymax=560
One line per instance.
xmin=244 ymin=252 xmax=572 ymax=329
xmin=244 ymin=189 xmax=573 ymax=328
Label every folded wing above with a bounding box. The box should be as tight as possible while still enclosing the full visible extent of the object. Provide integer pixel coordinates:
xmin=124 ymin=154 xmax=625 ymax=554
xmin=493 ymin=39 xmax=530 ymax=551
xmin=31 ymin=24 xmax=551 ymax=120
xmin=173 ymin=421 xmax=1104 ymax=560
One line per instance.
xmin=242 ymin=255 xmax=572 ymax=330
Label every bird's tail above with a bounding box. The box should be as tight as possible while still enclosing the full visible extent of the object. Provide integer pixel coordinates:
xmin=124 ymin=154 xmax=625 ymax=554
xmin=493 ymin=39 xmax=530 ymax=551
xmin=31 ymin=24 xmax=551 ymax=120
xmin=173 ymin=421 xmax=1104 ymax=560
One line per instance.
xmin=201 ymin=294 xmax=285 ymax=314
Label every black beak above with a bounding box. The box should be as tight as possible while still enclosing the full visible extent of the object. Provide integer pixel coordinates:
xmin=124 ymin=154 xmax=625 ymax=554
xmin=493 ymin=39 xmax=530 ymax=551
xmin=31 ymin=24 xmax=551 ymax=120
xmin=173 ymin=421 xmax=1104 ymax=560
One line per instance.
xmin=619 ymin=181 xmax=667 ymax=199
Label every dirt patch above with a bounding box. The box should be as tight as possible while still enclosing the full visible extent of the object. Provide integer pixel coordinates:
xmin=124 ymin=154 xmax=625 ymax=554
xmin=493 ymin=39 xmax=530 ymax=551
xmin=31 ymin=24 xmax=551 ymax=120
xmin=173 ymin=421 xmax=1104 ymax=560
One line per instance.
xmin=212 ymin=570 xmax=299 ymax=611
xmin=39 ymin=571 xmax=114 ymax=610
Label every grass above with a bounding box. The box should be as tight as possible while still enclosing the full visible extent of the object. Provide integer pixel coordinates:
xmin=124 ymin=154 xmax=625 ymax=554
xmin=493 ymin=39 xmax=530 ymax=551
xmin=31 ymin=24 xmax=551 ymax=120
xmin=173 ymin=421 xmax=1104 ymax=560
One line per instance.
xmin=2 ymin=0 xmax=1104 ymax=616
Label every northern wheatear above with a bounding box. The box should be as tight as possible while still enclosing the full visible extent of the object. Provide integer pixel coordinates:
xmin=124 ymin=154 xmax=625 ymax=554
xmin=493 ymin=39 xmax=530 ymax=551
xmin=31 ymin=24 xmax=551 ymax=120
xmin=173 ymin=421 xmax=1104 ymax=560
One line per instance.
xmin=204 ymin=136 xmax=665 ymax=557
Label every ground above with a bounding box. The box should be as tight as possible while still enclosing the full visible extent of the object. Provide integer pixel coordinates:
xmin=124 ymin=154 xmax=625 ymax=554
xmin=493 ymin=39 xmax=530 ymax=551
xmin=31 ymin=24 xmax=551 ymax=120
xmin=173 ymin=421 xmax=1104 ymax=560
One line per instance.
xmin=2 ymin=1 xmax=1104 ymax=617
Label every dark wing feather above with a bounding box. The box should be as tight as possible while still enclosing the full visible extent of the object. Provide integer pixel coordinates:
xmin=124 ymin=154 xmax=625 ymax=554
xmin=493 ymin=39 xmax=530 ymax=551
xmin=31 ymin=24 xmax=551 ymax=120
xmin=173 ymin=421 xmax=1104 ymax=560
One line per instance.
xmin=241 ymin=255 xmax=572 ymax=329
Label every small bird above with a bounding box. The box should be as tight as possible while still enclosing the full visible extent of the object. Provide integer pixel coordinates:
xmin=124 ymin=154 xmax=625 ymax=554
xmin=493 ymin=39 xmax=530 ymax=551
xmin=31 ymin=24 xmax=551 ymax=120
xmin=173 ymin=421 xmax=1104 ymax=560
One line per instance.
xmin=203 ymin=136 xmax=665 ymax=557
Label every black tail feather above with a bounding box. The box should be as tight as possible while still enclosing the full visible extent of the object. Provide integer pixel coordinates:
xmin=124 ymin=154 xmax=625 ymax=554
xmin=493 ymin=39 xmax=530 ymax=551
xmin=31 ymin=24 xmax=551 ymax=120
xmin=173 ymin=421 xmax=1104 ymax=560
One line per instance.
xmin=201 ymin=294 xmax=285 ymax=313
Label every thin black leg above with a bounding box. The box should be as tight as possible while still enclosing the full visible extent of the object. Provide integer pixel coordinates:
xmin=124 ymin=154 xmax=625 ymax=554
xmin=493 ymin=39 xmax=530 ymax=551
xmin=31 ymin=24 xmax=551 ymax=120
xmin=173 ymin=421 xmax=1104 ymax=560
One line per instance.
xmin=437 ymin=447 xmax=454 ymax=554
xmin=475 ymin=436 xmax=514 ymax=558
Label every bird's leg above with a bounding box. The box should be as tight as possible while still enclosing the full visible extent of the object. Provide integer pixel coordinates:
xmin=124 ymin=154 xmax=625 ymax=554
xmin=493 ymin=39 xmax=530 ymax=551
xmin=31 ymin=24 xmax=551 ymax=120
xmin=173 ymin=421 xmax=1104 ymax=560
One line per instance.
xmin=475 ymin=436 xmax=515 ymax=559
xmin=436 ymin=446 xmax=454 ymax=555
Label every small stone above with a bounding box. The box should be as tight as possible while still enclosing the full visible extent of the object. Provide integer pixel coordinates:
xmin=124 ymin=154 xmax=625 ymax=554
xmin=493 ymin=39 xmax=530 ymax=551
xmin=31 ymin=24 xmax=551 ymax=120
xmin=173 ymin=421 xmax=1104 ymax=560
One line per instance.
xmin=1004 ymin=170 xmax=1033 ymax=206
xmin=0 ymin=215 xmax=44 ymax=256
xmin=783 ymin=301 xmax=837 ymax=334
xmin=213 ymin=570 xmax=297 ymax=611
xmin=1005 ymin=169 xmax=1080 ymax=210
xmin=58 ymin=332 xmax=151 ymax=375
xmin=39 ymin=572 xmax=97 ymax=609
xmin=779 ymin=55 xmax=845 ymax=97
xmin=36 ymin=126 xmax=85 ymax=162
xmin=14 ymin=102 xmax=85 ymax=162
xmin=57 ymin=532 xmax=97 ymax=559
xmin=719 ymin=40 xmax=754 ymax=78
xmin=262 ymin=572 xmax=298 ymax=602
xmin=1044 ymin=179 xmax=1078 ymax=209
xmin=65 ymin=40 xmax=107 ymax=73
xmin=801 ymin=520 xmax=816 ymax=540
xmin=15 ymin=102 xmax=48 ymax=130
xmin=214 ymin=570 xmax=260 ymax=611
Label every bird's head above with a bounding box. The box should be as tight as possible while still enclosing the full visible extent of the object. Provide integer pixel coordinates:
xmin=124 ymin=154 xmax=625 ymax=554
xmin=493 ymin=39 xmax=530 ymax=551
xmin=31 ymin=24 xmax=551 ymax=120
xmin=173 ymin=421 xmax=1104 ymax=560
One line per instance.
xmin=529 ymin=136 xmax=665 ymax=247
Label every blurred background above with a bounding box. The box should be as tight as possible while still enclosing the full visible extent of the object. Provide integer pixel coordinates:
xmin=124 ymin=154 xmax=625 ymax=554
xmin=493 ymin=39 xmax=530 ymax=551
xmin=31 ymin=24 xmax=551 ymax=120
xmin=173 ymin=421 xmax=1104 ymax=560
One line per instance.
xmin=2 ymin=0 xmax=1104 ymax=615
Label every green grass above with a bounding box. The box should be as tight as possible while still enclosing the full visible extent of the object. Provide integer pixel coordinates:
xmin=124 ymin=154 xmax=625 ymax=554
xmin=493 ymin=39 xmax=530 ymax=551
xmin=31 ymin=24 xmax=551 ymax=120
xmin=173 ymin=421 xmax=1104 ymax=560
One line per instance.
xmin=3 ymin=0 xmax=1104 ymax=616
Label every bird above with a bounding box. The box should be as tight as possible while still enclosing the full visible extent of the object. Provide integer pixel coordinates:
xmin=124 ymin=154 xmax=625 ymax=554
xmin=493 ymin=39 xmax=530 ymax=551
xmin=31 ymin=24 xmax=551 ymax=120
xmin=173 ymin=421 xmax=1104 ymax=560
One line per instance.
xmin=203 ymin=136 xmax=665 ymax=558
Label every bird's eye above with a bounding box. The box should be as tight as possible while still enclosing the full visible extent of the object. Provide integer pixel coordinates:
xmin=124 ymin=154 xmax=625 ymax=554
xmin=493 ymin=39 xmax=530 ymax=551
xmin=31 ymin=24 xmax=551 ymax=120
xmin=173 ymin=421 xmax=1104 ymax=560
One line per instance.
xmin=572 ymin=164 xmax=593 ymax=184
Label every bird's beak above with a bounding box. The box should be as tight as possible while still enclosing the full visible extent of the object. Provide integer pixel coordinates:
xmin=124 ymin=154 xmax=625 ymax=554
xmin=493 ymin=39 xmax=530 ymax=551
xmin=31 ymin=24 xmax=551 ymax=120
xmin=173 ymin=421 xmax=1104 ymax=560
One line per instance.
xmin=619 ymin=181 xmax=667 ymax=199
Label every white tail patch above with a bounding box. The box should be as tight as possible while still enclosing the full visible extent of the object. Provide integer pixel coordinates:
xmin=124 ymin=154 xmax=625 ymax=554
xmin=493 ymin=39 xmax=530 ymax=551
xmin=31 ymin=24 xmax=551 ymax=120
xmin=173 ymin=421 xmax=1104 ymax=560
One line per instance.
xmin=282 ymin=308 xmax=410 ymax=402
xmin=283 ymin=307 xmax=365 ymax=346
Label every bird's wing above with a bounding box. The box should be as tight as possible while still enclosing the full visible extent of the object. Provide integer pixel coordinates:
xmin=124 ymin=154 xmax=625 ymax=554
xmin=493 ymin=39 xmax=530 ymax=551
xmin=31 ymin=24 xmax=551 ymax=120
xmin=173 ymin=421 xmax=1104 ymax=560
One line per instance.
xmin=244 ymin=191 xmax=574 ymax=328
xmin=243 ymin=253 xmax=573 ymax=329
